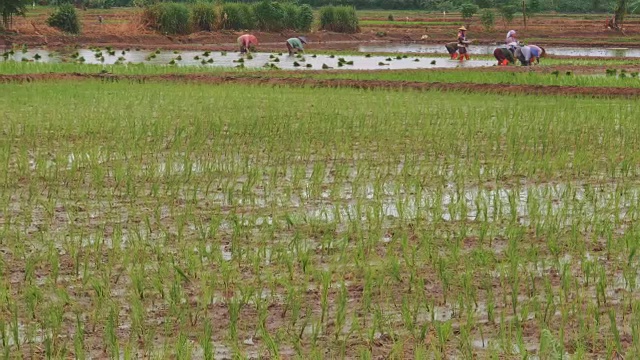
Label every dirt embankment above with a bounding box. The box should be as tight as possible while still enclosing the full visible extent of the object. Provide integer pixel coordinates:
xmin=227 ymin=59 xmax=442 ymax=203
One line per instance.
xmin=2 ymin=8 xmax=640 ymax=51
xmin=3 ymin=72 xmax=640 ymax=98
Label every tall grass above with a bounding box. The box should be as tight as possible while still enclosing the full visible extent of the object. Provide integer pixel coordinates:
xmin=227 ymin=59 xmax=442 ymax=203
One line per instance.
xmin=221 ymin=2 xmax=255 ymax=30
xmin=191 ymin=2 xmax=216 ymax=32
xmin=143 ymin=2 xmax=191 ymax=35
xmin=319 ymin=5 xmax=359 ymax=33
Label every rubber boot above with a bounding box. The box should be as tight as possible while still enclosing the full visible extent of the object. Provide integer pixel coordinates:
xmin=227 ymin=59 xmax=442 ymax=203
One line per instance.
xmin=451 ymin=53 xmax=458 ymax=60
xmin=501 ymin=59 xmax=509 ymax=66
xmin=465 ymin=53 xmax=470 ymax=61
xmin=459 ymin=53 xmax=465 ymax=62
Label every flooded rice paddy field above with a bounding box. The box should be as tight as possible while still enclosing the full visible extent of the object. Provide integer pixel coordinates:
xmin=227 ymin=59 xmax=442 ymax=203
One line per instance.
xmin=1 ymin=48 xmax=496 ymax=70
xmin=2 ymin=68 xmax=640 ymax=358
xmin=358 ymin=43 xmax=640 ymax=58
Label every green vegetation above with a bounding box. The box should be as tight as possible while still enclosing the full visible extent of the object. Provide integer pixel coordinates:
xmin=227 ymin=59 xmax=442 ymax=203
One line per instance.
xmin=460 ymin=2 xmax=479 ymax=20
xmin=221 ymin=2 xmax=255 ymax=30
xmin=142 ymin=1 xmax=314 ymax=34
xmin=4 ymin=59 xmax=640 ymax=88
xmin=143 ymin=2 xmax=191 ymax=35
xmin=480 ymin=8 xmax=495 ymax=30
xmin=2 ymin=79 xmax=640 ymax=358
xmin=0 ymin=0 xmax=28 ymax=29
xmin=46 ymin=3 xmax=80 ymax=34
xmin=191 ymin=1 xmax=216 ymax=32
xmin=319 ymin=5 xmax=359 ymax=33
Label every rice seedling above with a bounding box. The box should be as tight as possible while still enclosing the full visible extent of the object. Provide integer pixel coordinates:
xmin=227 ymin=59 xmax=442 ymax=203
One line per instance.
xmin=1 ymin=76 xmax=640 ymax=358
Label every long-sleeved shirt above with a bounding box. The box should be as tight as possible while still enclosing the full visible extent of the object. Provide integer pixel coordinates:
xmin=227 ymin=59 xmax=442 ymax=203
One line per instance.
xmin=237 ymin=34 xmax=258 ymax=47
xmin=287 ymin=38 xmax=304 ymax=50
xmin=506 ymin=30 xmax=517 ymax=45
xmin=515 ymin=46 xmax=532 ymax=64
xmin=529 ymin=45 xmax=542 ymax=58
xmin=457 ymin=33 xmax=468 ymax=48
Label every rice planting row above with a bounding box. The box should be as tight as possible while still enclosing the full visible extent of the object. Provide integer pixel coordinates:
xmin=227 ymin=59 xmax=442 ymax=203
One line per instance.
xmin=4 ymin=60 xmax=640 ymax=90
xmin=1 ymin=81 xmax=640 ymax=358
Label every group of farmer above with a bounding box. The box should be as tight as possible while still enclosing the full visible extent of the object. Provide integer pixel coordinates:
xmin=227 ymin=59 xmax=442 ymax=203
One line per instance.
xmin=493 ymin=30 xmax=546 ymax=66
xmin=446 ymin=28 xmax=546 ymax=66
xmin=236 ymin=30 xmax=545 ymax=67
xmin=237 ymin=34 xmax=307 ymax=55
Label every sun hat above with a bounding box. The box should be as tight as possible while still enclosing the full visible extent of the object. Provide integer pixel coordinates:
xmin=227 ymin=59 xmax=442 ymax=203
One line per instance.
xmin=459 ymin=26 xmax=467 ymax=31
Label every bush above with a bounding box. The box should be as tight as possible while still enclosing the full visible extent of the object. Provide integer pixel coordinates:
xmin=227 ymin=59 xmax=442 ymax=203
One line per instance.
xmin=281 ymin=2 xmax=299 ymax=30
xmin=436 ymin=1 xmax=455 ymax=12
xmin=253 ymin=0 xmax=284 ymax=31
xmin=388 ymin=13 xmax=394 ymax=21
xmin=319 ymin=5 xmax=359 ymax=33
xmin=46 ymin=4 xmax=80 ymax=34
xmin=144 ymin=2 xmax=191 ymax=34
xmin=480 ymin=8 xmax=494 ymax=30
xmin=460 ymin=2 xmax=479 ymax=19
xmin=192 ymin=2 xmax=216 ymax=31
xmin=297 ymin=4 xmax=313 ymax=31
xmin=319 ymin=5 xmax=334 ymax=29
xmin=221 ymin=2 xmax=255 ymax=30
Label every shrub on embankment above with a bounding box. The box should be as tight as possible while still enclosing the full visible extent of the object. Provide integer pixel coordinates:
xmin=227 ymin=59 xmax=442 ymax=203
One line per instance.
xmin=46 ymin=3 xmax=81 ymax=34
xmin=142 ymin=1 xmax=317 ymax=35
xmin=319 ymin=5 xmax=359 ymax=33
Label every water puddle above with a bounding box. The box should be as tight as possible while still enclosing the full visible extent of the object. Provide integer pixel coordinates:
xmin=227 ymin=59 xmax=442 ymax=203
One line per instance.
xmin=358 ymin=43 xmax=640 ymax=58
xmin=2 ymin=48 xmax=495 ymax=70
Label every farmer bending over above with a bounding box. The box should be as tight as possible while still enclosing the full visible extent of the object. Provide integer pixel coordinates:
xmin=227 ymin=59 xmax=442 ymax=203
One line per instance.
xmin=493 ymin=46 xmax=515 ymax=66
xmin=238 ymin=34 xmax=258 ymax=54
xmin=286 ymin=36 xmax=307 ymax=56
xmin=515 ymin=45 xmax=545 ymax=66
xmin=445 ymin=42 xmax=459 ymax=59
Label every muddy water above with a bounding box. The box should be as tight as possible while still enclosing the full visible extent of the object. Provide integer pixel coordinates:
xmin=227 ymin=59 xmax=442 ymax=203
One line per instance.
xmin=358 ymin=43 xmax=640 ymax=58
xmin=2 ymin=48 xmax=496 ymax=69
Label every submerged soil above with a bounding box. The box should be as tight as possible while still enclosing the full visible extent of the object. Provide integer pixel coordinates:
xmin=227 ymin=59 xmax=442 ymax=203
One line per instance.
xmin=2 ymin=8 xmax=640 ymax=51
xmin=3 ymin=71 xmax=640 ymax=98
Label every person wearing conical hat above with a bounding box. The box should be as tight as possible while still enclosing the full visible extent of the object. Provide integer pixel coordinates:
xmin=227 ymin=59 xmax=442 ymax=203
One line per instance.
xmin=286 ymin=36 xmax=307 ymax=56
xmin=457 ymin=26 xmax=471 ymax=62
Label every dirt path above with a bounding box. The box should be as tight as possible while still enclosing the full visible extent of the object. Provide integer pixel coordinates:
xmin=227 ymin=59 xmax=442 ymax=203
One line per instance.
xmin=3 ymin=72 xmax=640 ymax=98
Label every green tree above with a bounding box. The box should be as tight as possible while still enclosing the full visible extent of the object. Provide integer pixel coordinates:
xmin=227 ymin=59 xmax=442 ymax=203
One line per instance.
xmin=460 ymin=3 xmax=479 ymax=20
xmin=614 ymin=0 xmax=626 ymax=30
xmin=480 ymin=8 xmax=494 ymax=30
xmin=47 ymin=3 xmax=81 ymax=34
xmin=0 ymin=0 xmax=29 ymax=29
xmin=499 ymin=4 xmax=517 ymax=25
